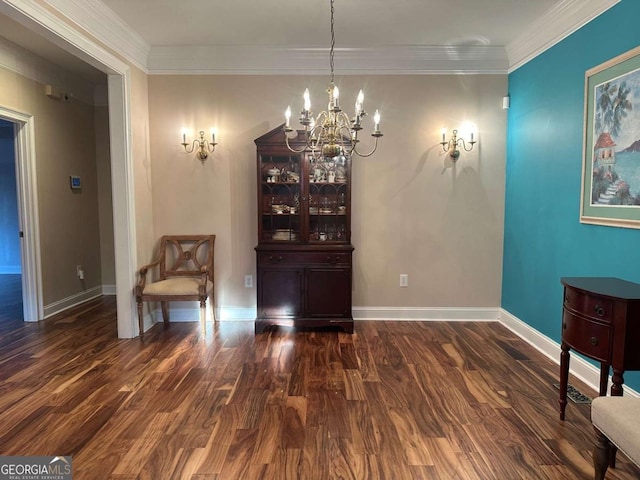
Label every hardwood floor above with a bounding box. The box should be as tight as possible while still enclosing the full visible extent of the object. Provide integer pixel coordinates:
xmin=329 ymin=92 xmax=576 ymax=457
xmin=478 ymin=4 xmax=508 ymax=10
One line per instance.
xmin=0 ymin=296 xmax=638 ymax=479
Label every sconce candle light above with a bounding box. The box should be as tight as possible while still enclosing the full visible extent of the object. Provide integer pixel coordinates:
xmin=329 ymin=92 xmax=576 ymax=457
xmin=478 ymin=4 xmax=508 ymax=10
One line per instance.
xmin=181 ymin=129 xmax=218 ymax=160
xmin=440 ymin=127 xmax=477 ymax=161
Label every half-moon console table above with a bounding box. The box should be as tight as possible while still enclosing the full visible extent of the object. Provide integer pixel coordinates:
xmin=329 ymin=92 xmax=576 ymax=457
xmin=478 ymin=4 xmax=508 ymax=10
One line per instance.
xmin=559 ymin=277 xmax=640 ymax=421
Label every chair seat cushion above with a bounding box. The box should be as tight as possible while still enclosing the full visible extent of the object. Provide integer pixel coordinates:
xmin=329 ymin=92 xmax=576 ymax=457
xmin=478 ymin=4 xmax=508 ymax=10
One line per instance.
xmin=592 ymin=396 xmax=640 ymax=467
xmin=143 ymin=277 xmax=213 ymax=296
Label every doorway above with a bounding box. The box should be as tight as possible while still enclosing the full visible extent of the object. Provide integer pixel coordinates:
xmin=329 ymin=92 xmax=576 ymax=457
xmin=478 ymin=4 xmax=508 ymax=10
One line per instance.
xmin=0 ymin=119 xmax=22 ymax=322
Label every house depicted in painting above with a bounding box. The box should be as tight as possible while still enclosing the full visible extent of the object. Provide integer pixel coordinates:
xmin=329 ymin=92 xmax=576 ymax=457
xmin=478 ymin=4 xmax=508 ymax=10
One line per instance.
xmin=594 ymin=132 xmax=616 ymax=167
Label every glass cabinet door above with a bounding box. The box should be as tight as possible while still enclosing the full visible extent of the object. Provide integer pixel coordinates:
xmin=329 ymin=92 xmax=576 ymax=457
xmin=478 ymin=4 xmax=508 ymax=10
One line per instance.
xmin=307 ymin=153 xmax=350 ymax=244
xmin=260 ymin=154 xmax=302 ymax=242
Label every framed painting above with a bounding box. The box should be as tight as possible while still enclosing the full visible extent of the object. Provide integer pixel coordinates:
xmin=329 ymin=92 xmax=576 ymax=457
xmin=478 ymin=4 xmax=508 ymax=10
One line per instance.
xmin=580 ymin=45 xmax=640 ymax=228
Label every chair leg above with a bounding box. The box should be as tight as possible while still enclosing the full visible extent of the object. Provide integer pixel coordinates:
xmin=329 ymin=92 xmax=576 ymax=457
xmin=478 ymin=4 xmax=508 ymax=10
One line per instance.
xmin=161 ymin=301 xmax=170 ymax=324
xmin=200 ymin=298 xmax=206 ymax=336
xmin=137 ymin=301 xmax=144 ymax=341
xmin=593 ymin=428 xmax=611 ymax=480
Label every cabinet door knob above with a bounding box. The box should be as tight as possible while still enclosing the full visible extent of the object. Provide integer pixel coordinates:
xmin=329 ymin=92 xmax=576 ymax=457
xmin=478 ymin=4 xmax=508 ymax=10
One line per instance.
xmin=594 ymin=305 xmax=605 ymax=317
xmin=590 ymin=336 xmax=598 ymax=346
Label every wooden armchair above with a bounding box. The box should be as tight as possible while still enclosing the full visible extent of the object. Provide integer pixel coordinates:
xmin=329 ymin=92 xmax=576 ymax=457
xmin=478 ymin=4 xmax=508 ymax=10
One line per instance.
xmin=135 ymin=235 xmax=215 ymax=340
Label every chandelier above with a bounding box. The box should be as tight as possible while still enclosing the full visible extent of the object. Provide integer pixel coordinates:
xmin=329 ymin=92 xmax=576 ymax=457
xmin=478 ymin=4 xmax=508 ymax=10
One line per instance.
xmin=284 ymin=0 xmax=383 ymax=158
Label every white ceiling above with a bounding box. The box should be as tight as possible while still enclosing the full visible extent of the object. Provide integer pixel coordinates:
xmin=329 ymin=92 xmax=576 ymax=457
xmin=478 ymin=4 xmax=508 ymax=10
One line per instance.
xmin=100 ymin=0 xmax=558 ymax=49
xmin=0 ymin=0 xmax=621 ymax=85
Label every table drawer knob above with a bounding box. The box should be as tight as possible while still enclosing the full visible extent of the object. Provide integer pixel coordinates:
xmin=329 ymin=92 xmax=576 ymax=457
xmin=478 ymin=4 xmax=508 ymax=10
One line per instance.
xmin=565 ymin=294 xmax=570 ymax=303
xmin=590 ymin=336 xmax=598 ymax=346
xmin=594 ymin=305 xmax=605 ymax=317
xmin=562 ymin=322 xmax=567 ymax=330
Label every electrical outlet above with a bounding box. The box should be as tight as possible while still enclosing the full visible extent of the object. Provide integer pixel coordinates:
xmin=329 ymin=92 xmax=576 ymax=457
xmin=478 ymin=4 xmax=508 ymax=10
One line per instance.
xmin=244 ymin=275 xmax=253 ymax=288
xmin=400 ymin=274 xmax=408 ymax=287
xmin=76 ymin=265 xmax=84 ymax=280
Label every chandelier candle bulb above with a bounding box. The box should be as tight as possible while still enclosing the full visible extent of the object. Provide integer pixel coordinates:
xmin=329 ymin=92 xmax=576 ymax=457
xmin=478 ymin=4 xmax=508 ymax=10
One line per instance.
xmin=211 ymin=129 xmax=216 ymax=144
xmin=374 ymin=110 xmax=381 ymax=133
xmin=285 ymin=107 xmax=291 ymax=128
xmin=356 ymin=90 xmax=364 ymax=116
xmin=303 ymin=89 xmax=311 ymax=111
xmin=333 ymin=85 xmax=340 ymax=110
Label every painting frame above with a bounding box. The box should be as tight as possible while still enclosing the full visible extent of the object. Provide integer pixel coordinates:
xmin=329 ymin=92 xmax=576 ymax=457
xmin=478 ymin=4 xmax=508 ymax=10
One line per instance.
xmin=580 ymin=44 xmax=640 ymax=229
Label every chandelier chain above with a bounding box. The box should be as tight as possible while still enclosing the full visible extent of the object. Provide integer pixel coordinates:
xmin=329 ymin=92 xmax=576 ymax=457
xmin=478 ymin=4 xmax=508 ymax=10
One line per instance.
xmin=329 ymin=0 xmax=335 ymax=84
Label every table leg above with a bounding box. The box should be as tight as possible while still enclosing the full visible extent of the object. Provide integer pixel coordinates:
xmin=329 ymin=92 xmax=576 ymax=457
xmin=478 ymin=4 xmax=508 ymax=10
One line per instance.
xmin=599 ymin=363 xmax=609 ymax=396
xmin=559 ymin=342 xmax=570 ymax=420
xmin=611 ymin=369 xmax=624 ymax=397
xmin=608 ymin=368 xmax=625 ymax=468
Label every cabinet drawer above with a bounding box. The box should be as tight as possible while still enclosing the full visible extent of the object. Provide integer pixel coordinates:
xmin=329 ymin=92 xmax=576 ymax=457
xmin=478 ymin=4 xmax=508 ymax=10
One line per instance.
xmin=563 ymin=287 xmax=613 ymax=322
xmin=562 ymin=310 xmax=611 ymax=362
xmin=258 ymin=252 xmax=350 ymax=266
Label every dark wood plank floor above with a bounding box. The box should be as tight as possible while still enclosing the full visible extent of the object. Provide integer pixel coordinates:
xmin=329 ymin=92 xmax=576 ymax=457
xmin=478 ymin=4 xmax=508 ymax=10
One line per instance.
xmin=0 ymin=296 xmax=638 ymax=479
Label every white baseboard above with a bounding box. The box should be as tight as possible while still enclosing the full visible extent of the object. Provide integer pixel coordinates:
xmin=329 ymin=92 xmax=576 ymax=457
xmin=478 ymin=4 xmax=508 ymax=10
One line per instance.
xmin=43 ymin=286 xmax=103 ymax=318
xmin=499 ymin=308 xmax=639 ymax=398
xmin=352 ymin=306 xmax=501 ymax=321
xmin=102 ymin=284 xmax=116 ymax=295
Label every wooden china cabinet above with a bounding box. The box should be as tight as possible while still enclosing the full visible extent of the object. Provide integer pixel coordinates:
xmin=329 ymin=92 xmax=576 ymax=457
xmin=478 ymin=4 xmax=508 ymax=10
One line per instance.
xmin=254 ymin=125 xmax=354 ymax=333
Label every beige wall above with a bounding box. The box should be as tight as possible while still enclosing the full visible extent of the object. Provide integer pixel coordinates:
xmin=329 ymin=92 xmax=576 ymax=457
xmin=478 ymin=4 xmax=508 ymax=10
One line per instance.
xmin=94 ymin=105 xmax=115 ymax=286
xmin=0 ymin=66 xmax=104 ymax=305
xmin=148 ymin=74 xmax=507 ymax=311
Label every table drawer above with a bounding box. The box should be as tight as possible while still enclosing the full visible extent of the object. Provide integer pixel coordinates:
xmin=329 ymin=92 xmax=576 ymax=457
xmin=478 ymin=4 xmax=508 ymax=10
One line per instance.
xmin=258 ymin=252 xmax=350 ymax=266
xmin=562 ymin=310 xmax=611 ymax=362
xmin=563 ymin=287 xmax=613 ymax=322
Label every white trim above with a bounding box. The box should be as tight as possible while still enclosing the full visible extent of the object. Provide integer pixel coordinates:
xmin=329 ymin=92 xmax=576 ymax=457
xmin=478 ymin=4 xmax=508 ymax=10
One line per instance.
xmin=352 ymin=306 xmax=500 ymax=321
xmin=43 ymin=286 xmax=102 ymax=318
xmin=499 ymin=308 xmax=640 ymax=398
xmin=218 ymin=307 xmax=255 ymax=321
xmin=147 ymin=45 xmax=509 ymax=75
xmin=506 ymin=0 xmax=620 ymax=72
xmin=108 ymin=72 xmax=138 ymax=339
xmin=0 ymin=106 xmax=43 ymax=323
xmin=43 ymin=0 xmax=149 ymax=73
xmin=101 ymin=284 xmax=116 ymax=295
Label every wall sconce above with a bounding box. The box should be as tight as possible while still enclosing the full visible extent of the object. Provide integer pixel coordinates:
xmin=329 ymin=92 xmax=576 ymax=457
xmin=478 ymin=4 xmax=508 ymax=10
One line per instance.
xmin=440 ymin=127 xmax=477 ymax=161
xmin=181 ymin=129 xmax=218 ymax=160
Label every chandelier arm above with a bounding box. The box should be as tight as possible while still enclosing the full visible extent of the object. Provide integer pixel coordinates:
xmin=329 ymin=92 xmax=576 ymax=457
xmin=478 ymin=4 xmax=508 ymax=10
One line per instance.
xmin=284 ymin=132 xmax=311 ymax=154
xmin=352 ymin=136 xmax=380 ymax=158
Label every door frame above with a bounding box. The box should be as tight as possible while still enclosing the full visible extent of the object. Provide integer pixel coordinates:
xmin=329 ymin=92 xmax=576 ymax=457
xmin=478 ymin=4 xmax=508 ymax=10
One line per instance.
xmin=0 ymin=108 xmax=42 ymax=321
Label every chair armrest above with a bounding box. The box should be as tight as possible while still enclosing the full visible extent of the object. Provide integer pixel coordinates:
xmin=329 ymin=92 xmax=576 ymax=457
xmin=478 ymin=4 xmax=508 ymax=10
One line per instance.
xmin=136 ymin=258 xmax=162 ymax=292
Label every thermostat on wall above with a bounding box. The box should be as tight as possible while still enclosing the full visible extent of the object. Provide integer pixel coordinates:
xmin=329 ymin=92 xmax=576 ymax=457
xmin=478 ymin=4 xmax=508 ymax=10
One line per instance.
xmin=70 ymin=175 xmax=82 ymax=190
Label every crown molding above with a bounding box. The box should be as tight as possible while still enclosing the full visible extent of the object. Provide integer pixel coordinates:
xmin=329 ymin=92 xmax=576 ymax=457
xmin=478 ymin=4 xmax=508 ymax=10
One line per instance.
xmin=147 ymin=45 xmax=509 ymax=75
xmin=506 ymin=0 xmax=620 ymax=72
xmin=0 ymin=36 xmax=96 ymax=104
xmin=42 ymin=0 xmax=149 ymax=72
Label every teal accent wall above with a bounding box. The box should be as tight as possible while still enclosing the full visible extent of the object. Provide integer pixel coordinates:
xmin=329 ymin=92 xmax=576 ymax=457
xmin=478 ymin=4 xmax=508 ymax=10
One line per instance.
xmin=503 ymin=0 xmax=640 ymax=391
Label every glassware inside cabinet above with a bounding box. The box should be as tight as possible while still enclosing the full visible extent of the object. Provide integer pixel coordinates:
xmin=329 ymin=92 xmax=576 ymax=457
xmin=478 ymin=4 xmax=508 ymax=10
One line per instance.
xmin=260 ymin=154 xmax=301 ymax=242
